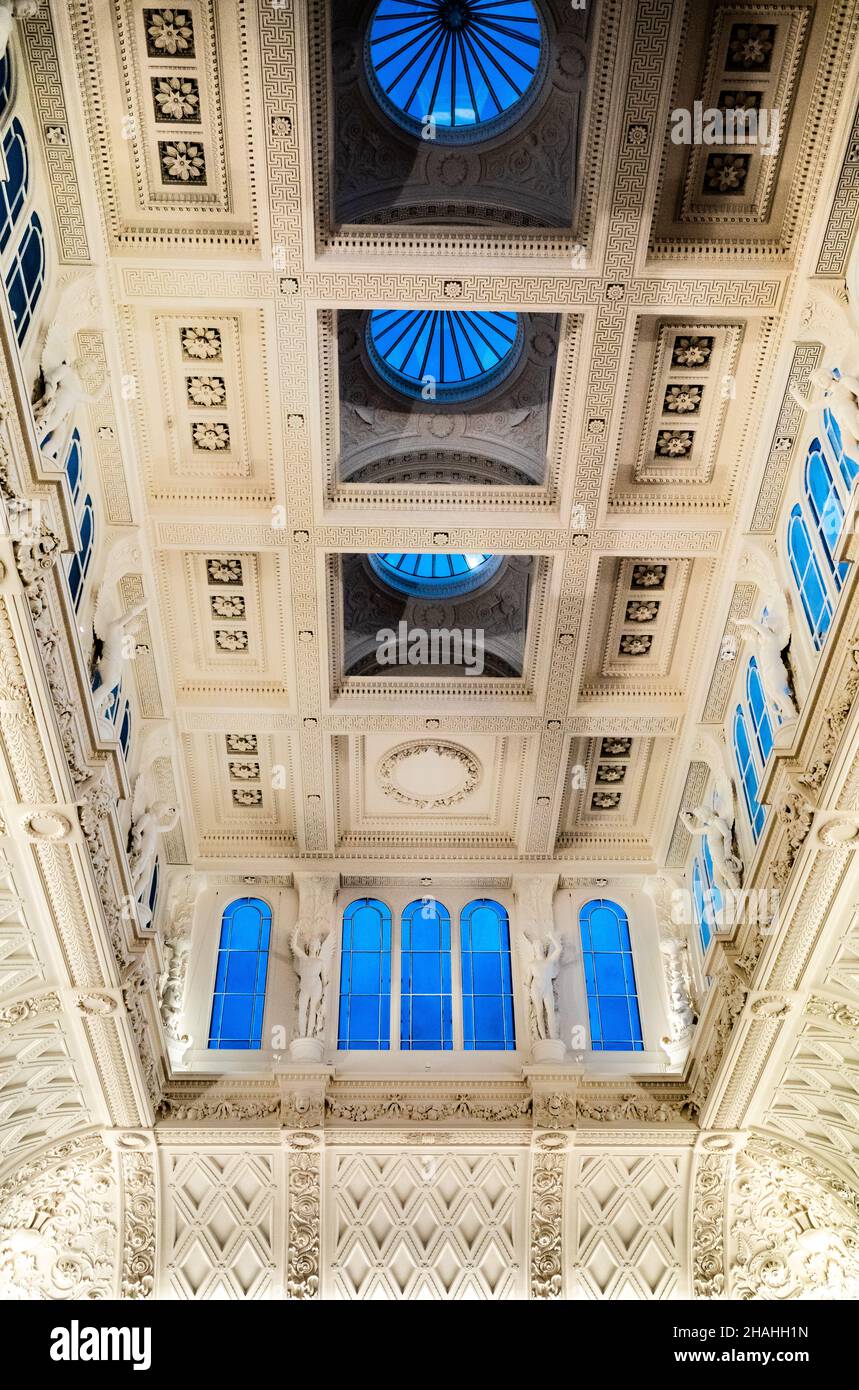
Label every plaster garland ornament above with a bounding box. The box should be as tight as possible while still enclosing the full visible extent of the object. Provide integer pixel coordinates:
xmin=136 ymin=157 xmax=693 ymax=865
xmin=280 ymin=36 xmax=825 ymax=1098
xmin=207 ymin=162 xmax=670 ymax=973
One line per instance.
xmin=0 ymin=989 xmax=61 ymax=1032
xmin=797 ymin=639 xmax=859 ymax=794
xmin=325 ymin=1092 xmax=532 ymax=1123
xmin=689 ymin=967 xmax=749 ymax=1115
xmin=376 ymin=740 xmax=481 ymax=809
xmin=770 ymin=792 xmax=815 ymax=889
xmin=157 ymin=1094 xmax=280 ymax=1122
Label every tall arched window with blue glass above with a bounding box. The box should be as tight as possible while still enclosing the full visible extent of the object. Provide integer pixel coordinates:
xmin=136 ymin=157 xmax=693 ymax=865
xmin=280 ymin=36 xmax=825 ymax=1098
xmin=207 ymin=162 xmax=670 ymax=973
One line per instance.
xmin=338 ymin=898 xmax=392 ymax=1051
xmin=400 ymin=897 xmax=452 ymax=1050
xmin=579 ymin=898 xmax=643 ymax=1052
xmin=733 ymin=704 xmax=766 ymax=841
xmin=461 ymin=898 xmax=515 ymax=1050
xmin=208 ymin=897 xmax=272 ymax=1051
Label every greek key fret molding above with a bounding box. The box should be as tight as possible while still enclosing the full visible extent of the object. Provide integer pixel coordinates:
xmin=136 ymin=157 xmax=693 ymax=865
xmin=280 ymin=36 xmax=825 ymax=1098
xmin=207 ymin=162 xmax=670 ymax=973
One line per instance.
xmin=21 ymin=6 xmax=91 ymax=262
xmin=816 ymin=93 xmax=859 ymax=275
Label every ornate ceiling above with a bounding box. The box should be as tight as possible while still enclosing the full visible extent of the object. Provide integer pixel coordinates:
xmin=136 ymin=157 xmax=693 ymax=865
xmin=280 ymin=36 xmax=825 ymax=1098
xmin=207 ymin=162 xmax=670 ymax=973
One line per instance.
xmin=19 ymin=0 xmax=843 ymax=881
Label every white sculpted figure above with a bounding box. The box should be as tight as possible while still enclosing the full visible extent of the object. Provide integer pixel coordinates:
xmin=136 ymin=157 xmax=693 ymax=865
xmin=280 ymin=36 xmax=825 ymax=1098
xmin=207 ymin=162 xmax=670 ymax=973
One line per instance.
xmin=791 ymin=366 xmax=859 ymax=457
xmin=736 ymin=594 xmax=798 ymax=724
xmin=32 ymin=279 xmax=107 ymax=464
xmin=91 ymin=595 xmax=148 ymax=723
xmin=522 ymin=932 xmax=563 ymax=1042
xmin=290 ymin=925 xmax=336 ymax=1039
xmin=680 ymin=804 xmax=743 ymax=896
xmin=0 ymin=2 xmax=42 ymax=64
xmin=128 ymin=775 xmax=180 ymax=898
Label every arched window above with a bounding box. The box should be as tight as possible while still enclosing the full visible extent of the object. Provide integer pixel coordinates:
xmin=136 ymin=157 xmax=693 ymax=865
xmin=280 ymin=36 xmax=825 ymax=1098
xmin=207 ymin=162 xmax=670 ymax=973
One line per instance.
xmin=804 ymin=439 xmax=846 ymax=586
xmin=0 ymin=52 xmax=13 ymax=122
xmin=337 ymin=897 xmax=392 ymax=1051
xmin=5 ymin=209 xmax=45 ymax=344
xmin=65 ymin=428 xmax=82 ymax=503
xmin=400 ymin=897 xmax=452 ymax=1050
xmin=692 ymin=859 xmax=711 ymax=954
xmin=734 ymin=705 xmax=765 ymax=840
xmin=119 ymin=698 xmax=132 ymax=759
xmin=460 ymin=898 xmax=515 ymax=1051
xmin=208 ymin=896 xmax=272 ymax=1050
xmin=66 ymin=494 xmax=94 ymax=611
xmin=746 ymin=656 xmax=774 ymax=765
xmin=579 ymin=898 xmax=643 ymax=1052
xmin=146 ymin=858 xmax=160 ymax=918
xmin=0 ymin=118 xmax=29 ymax=253
xmin=700 ymin=834 xmax=723 ymax=931
xmin=788 ymin=504 xmax=832 ymax=650
xmin=825 ymin=407 xmax=859 ymax=491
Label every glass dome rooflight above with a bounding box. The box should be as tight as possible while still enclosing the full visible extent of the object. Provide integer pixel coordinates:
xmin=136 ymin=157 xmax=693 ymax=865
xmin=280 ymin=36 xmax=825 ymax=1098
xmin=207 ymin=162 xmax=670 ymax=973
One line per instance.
xmin=369 ymin=550 xmax=502 ymax=597
xmin=366 ymin=0 xmax=545 ymax=142
xmin=366 ymin=308 xmax=523 ymax=402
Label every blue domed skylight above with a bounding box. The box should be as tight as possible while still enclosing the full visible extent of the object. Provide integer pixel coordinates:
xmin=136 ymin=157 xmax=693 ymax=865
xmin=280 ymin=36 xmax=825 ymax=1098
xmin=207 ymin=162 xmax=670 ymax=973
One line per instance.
xmin=369 ymin=551 xmax=502 ymax=597
xmin=366 ymin=309 xmax=523 ymax=402
xmin=366 ymin=0 xmax=545 ymax=142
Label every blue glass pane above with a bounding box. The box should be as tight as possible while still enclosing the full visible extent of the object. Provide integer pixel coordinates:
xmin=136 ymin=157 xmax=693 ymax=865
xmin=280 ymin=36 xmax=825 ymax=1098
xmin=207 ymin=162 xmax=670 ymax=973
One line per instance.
xmin=579 ymin=899 xmax=643 ymax=1051
xmin=370 ymin=548 xmax=502 ymax=598
xmin=747 ymin=659 xmax=774 ymax=765
xmin=6 ymin=212 xmax=45 ymax=344
xmin=734 ymin=706 xmax=766 ymax=843
xmin=594 ymin=952 xmax=626 ymax=994
xmin=208 ymin=897 xmax=271 ymax=1050
xmin=366 ymin=308 xmax=523 ymax=402
xmin=789 ymin=507 xmax=834 ymax=650
xmin=400 ymin=898 xmax=452 ymax=1050
xmin=367 ymin=0 xmax=545 ymax=140
xmin=338 ymin=898 xmax=393 ymax=1050
xmin=0 ymin=121 xmax=29 ymax=254
xmin=0 ymin=53 xmax=12 ymax=121
xmin=460 ymin=898 xmax=515 ymax=1050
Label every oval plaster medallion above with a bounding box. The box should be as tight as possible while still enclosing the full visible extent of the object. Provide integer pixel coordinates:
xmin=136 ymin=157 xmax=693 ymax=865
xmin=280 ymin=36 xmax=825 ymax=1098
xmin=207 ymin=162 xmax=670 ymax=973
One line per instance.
xmin=22 ymin=811 xmax=71 ymax=840
xmin=377 ymin=741 xmax=481 ymax=810
xmin=817 ymin=816 xmax=859 ymax=847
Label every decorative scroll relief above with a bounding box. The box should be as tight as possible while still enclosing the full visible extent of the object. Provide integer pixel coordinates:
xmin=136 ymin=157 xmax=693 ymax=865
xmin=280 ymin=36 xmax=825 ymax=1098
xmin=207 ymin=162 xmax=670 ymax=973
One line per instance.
xmin=161 ymin=1150 xmax=278 ymax=1300
xmin=691 ymin=1137 xmax=735 ymax=1298
xmin=118 ymin=1146 xmax=156 ymax=1300
xmin=530 ymin=1148 xmax=564 ymax=1299
xmin=287 ymin=1138 xmax=320 ymax=1301
xmin=0 ymin=1135 xmax=118 ymax=1300
xmin=330 ymin=1150 xmax=522 ymax=1301
xmin=569 ymin=1152 xmax=686 ymax=1300
xmin=727 ymin=1140 xmax=859 ymax=1299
